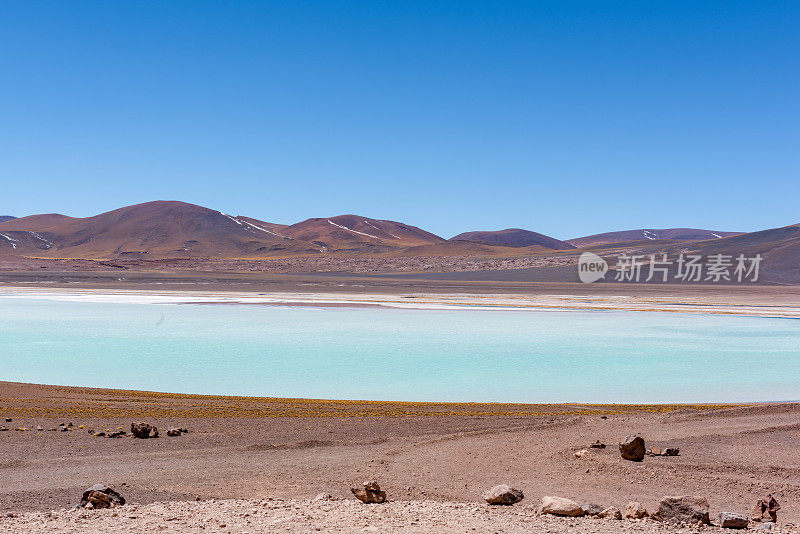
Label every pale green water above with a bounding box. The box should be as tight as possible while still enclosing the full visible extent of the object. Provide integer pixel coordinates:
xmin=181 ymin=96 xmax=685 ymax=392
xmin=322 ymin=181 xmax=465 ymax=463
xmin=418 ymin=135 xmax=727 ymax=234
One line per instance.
xmin=1 ymin=297 xmax=798 ymax=403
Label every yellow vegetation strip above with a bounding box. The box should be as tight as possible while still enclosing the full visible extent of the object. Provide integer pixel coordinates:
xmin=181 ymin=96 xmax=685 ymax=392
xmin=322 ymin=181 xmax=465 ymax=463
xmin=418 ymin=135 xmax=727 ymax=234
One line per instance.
xmin=0 ymin=389 xmax=740 ymax=420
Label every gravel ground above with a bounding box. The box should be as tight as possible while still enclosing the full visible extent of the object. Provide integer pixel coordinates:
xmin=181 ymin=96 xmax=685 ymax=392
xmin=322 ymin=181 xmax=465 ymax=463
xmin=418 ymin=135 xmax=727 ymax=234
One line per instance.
xmin=3 ymin=498 xmax=796 ymax=534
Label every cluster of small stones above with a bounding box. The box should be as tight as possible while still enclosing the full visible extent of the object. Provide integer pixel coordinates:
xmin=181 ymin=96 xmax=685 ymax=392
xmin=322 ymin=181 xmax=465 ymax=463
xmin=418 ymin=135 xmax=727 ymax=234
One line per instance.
xmin=344 ymin=476 xmax=769 ymax=531
xmin=0 ymin=478 xmax=785 ymax=533
xmin=0 ymin=420 xmax=188 ymax=439
xmin=478 ymin=434 xmax=779 ymax=530
xmin=480 ymin=490 xmax=765 ymax=530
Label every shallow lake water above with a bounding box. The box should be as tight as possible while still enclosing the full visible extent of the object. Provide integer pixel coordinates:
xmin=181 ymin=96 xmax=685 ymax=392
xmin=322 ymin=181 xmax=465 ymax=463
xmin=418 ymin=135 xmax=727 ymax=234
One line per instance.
xmin=1 ymin=297 xmax=798 ymax=403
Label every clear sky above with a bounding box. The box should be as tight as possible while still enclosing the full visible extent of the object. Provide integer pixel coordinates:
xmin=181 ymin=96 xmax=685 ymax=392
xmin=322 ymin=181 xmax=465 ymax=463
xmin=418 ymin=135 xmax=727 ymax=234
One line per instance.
xmin=1 ymin=1 xmax=798 ymax=239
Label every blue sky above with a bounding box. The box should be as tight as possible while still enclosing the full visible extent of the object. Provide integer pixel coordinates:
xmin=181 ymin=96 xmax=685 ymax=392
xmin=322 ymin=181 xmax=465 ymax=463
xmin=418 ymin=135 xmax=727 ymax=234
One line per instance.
xmin=1 ymin=1 xmax=798 ymax=239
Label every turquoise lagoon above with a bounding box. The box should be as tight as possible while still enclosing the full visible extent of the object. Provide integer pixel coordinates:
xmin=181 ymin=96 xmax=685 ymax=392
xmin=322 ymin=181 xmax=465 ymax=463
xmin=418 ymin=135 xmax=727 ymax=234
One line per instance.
xmin=1 ymin=297 xmax=798 ymax=403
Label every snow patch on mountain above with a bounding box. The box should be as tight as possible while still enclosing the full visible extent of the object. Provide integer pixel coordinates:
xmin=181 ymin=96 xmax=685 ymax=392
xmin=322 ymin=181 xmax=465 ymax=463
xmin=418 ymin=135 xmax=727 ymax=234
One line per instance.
xmin=328 ymin=220 xmax=379 ymax=239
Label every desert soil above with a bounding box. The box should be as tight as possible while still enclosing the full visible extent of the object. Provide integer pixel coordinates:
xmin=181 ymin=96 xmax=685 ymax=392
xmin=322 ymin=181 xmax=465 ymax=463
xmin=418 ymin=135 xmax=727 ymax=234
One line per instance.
xmin=3 ymin=498 xmax=791 ymax=533
xmin=1 ymin=382 xmax=799 ymax=532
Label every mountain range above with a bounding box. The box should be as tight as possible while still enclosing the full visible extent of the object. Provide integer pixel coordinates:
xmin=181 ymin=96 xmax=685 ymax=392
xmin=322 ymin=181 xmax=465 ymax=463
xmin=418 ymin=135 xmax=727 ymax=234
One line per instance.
xmin=450 ymin=229 xmax=575 ymax=250
xmin=567 ymin=228 xmax=741 ymax=247
xmin=0 ymin=201 xmax=793 ymax=273
xmin=0 ymin=201 xmax=448 ymax=259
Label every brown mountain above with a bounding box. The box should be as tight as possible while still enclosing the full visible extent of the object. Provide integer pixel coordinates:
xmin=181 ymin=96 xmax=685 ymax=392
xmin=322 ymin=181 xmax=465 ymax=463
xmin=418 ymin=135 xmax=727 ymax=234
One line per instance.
xmin=0 ymin=213 xmax=75 ymax=231
xmin=449 ymin=229 xmax=575 ymax=250
xmin=662 ymin=223 xmax=800 ymax=284
xmin=282 ymin=215 xmax=444 ymax=251
xmin=568 ymin=228 xmax=741 ymax=247
xmin=0 ymin=201 xmax=317 ymax=259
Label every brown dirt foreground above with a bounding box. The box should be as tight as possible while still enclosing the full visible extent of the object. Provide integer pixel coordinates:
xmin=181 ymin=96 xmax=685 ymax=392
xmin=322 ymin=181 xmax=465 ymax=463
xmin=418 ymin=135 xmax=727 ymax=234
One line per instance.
xmin=1 ymin=382 xmax=800 ymax=532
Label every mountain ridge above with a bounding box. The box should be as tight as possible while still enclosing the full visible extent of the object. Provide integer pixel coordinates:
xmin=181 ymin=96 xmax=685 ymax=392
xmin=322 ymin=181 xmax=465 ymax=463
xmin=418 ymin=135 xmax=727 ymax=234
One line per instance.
xmin=450 ymin=228 xmax=575 ymax=250
xmin=568 ymin=228 xmax=742 ymax=247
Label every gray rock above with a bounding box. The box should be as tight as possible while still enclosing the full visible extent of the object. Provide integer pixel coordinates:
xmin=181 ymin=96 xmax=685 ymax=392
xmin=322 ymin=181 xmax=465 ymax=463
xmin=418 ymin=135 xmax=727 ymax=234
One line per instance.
xmin=651 ymin=495 xmax=710 ymax=525
xmin=482 ymin=484 xmax=524 ymax=505
xmin=166 ymin=428 xmax=182 ymax=437
xmin=351 ymin=481 xmax=386 ymax=504
xmin=719 ymin=512 xmax=749 ymax=529
xmin=619 ymin=435 xmax=646 ymax=461
xmin=539 ymin=496 xmax=585 ymax=517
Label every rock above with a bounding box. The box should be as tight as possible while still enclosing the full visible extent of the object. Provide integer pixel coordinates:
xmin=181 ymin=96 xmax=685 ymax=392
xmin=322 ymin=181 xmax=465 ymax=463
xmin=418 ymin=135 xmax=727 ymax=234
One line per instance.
xmin=751 ymin=494 xmax=780 ymax=523
xmin=590 ymin=440 xmax=606 ymax=449
xmin=647 ymin=447 xmax=679 ymax=456
xmin=0 ymin=426 xmax=8 ymax=431
xmin=166 ymin=428 xmax=182 ymax=437
xmin=130 ymin=422 xmax=158 ymax=439
xmin=539 ymin=496 xmax=585 ymax=517
xmin=719 ymin=512 xmax=749 ymax=529
xmin=481 ymin=484 xmax=524 ymax=505
xmin=758 ymin=524 xmax=773 ymax=532
xmin=581 ymin=503 xmax=605 ymax=516
xmin=93 ymin=431 xmax=106 ymax=437
xmin=36 ymin=426 xmax=44 ymax=431
xmin=4 ymin=418 xmax=10 ymax=422
xmin=651 ymin=495 xmax=710 ymax=525
xmin=314 ymin=493 xmax=335 ymax=501
xmin=574 ymin=449 xmax=588 ymax=458
xmin=619 ymin=435 xmax=646 ymax=461
xmin=624 ymin=501 xmax=648 ymax=519
xmin=80 ymin=484 xmax=125 ymax=509
xmin=598 ymin=506 xmax=623 ymax=520
xmin=351 ymin=481 xmax=386 ymax=504
xmin=107 ymin=431 xmax=126 ymax=438
xmin=60 ymin=427 xmax=69 ymax=432
xmin=87 ymin=491 xmax=111 ymax=506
